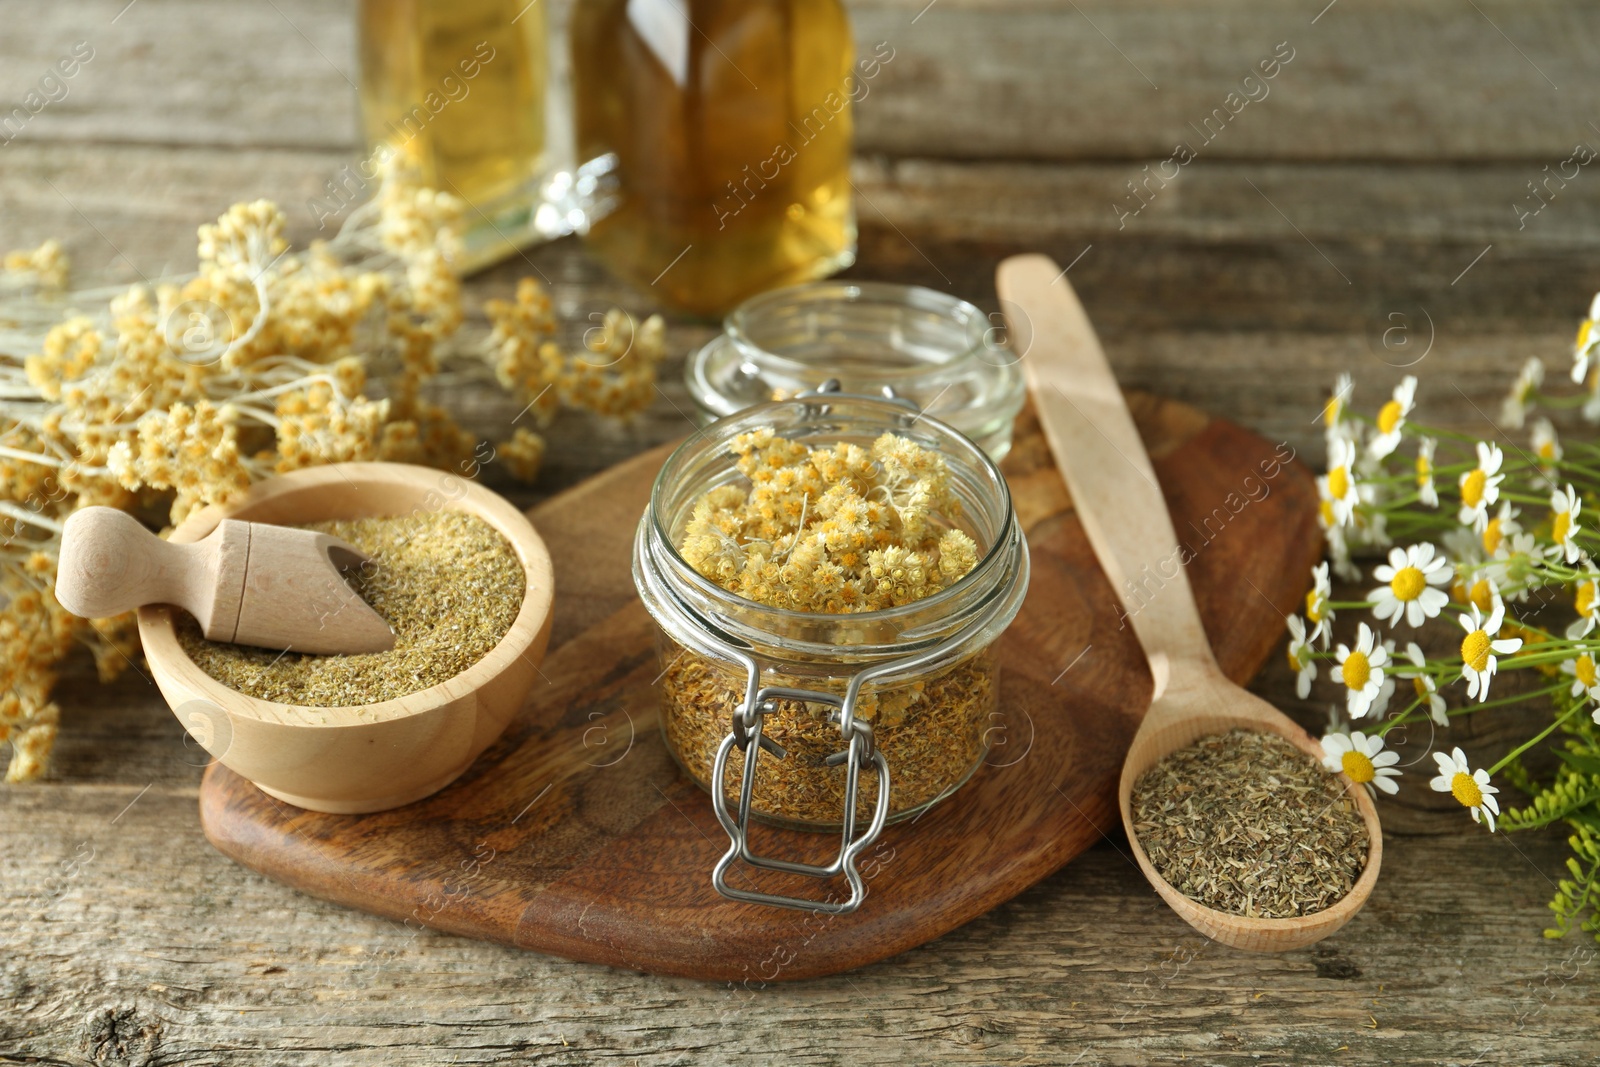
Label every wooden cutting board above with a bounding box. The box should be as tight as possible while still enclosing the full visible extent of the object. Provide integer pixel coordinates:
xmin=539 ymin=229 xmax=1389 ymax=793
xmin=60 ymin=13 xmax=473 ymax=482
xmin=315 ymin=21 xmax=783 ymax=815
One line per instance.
xmin=198 ymin=395 xmax=1320 ymax=982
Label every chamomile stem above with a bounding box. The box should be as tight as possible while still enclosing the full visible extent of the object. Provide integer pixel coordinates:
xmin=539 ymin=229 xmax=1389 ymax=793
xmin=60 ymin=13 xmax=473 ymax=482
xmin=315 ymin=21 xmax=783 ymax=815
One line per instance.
xmin=1490 ymin=702 xmax=1588 ymax=775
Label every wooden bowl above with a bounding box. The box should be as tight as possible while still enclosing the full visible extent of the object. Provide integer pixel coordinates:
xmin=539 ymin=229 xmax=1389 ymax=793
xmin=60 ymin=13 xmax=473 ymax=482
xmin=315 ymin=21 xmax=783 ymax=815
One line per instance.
xmin=137 ymin=463 xmax=554 ymax=814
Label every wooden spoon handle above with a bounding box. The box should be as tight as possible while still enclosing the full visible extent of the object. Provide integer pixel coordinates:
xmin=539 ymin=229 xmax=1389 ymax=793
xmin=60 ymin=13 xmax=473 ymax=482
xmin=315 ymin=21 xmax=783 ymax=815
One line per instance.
xmin=56 ymin=506 xmax=243 ymax=637
xmin=997 ymin=254 xmax=1217 ymax=677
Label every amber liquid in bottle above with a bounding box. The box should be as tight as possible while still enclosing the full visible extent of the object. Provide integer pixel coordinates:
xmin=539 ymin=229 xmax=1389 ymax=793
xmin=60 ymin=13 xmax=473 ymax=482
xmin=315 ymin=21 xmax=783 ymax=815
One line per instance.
xmin=358 ymin=0 xmax=548 ymax=267
xmin=571 ymin=0 xmax=857 ymax=317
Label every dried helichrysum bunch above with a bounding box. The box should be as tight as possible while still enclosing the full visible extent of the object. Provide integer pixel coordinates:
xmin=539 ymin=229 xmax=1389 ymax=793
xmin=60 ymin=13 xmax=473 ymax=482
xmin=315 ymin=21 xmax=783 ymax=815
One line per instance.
xmin=3 ymin=239 xmax=70 ymax=292
xmin=679 ymin=428 xmax=981 ymax=614
xmin=485 ymin=278 xmax=667 ymax=426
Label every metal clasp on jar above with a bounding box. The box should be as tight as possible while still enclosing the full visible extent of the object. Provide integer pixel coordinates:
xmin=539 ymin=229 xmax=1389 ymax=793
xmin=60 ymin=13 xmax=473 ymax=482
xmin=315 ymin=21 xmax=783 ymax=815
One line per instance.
xmin=709 ymin=651 xmax=892 ymax=914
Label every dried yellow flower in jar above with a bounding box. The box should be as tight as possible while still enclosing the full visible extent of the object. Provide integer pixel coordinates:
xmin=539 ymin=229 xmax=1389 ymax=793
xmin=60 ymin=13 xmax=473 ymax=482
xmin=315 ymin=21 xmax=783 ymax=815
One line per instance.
xmin=662 ymin=428 xmax=996 ymax=827
xmin=678 ymin=429 xmax=981 ymax=613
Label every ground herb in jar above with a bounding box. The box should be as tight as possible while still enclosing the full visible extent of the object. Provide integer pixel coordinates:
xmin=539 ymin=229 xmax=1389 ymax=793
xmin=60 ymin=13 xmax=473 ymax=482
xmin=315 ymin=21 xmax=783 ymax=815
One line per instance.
xmin=663 ymin=428 xmax=992 ymax=826
xmin=1130 ymin=729 xmax=1370 ymax=918
xmin=178 ymin=511 xmax=524 ymax=707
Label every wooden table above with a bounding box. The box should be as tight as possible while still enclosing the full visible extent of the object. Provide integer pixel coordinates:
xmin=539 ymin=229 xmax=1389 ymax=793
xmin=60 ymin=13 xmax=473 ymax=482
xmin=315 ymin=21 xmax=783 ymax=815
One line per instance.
xmin=4 ymin=2 xmax=1599 ymax=1063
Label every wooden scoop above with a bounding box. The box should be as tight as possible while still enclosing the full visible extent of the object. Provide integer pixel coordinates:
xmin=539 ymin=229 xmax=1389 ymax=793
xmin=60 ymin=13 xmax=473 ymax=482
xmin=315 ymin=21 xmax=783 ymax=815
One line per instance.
xmin=996 ymin=254 xmax=1381 ymax=951
xmin=56 ymin=506 xmax=396 ymax=656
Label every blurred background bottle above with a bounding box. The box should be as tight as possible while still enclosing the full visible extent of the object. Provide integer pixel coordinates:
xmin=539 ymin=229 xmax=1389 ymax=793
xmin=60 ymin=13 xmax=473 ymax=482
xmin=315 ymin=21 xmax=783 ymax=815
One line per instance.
xmin=359 ymin=0 xmax=573 ymax=273
xmin=570 ymin=0 xmax=857 ymax=317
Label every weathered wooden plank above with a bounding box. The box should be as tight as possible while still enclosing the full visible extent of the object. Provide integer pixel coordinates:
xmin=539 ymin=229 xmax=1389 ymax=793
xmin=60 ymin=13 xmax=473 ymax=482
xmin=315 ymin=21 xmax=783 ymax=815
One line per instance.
xmin=5 ymin=142 xmax=1587 ymax=472
xmin=0 ymin=782 xmax=1593 ymax=1066
xmin=853 ymin=0 xmax=1600 ymax=162
xmin=0 ymin=0 xmax=1596 ymax=162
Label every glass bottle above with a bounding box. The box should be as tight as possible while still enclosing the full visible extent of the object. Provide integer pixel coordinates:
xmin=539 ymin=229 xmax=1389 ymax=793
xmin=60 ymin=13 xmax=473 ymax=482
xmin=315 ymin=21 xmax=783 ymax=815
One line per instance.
xmin=570 ymin=0 xmax=858 ymax=317
xmin=358 ymin=0 xmax=561 ymax=272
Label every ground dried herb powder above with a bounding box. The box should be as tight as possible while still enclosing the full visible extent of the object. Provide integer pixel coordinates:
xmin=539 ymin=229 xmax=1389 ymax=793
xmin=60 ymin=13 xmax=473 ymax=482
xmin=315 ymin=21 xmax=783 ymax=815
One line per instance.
xmin=178 ymin=511 xmax=524 ymax=707
xmin=1131 ymin=729 xmax=1370 ymax=918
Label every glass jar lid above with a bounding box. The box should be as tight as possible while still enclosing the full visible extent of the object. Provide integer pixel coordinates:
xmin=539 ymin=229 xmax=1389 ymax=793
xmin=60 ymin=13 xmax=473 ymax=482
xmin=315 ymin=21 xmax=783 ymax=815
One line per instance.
xmin=685 ymin=282 xmax=1025 ymax=460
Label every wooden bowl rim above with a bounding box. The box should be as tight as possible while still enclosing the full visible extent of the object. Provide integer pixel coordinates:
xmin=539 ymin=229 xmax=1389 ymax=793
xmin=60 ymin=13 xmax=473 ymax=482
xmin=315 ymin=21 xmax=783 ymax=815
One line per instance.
xmin=1119 ymin=714 xmax=1384 ymax=948
xmin=137 ymin=462 xmax=554 ymax=727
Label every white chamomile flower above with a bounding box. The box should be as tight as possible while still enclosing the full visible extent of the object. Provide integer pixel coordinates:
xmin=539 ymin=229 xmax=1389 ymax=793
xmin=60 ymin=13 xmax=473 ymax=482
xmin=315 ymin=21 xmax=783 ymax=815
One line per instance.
xmin=1321 ymin=730 xmax=1401 ymax=797
xmin=1532 ymin=418 xmax=1562 ymax=476
xmin=1484 ymin=530 xmax=1539 ymax=600
xmin=1480 ymin=501 xmax=1520 ymax=557
xmin=1571 ymin=292 xmax=1600 ymax=385
xmin=1404 ymin=641 xmax=1448 ymax=726
xmin=1285 ymin=615 xmax=1317 ymax=698
xmin=1569 ymin=572 xmax=1600 ymax=639
xmin=1561 ymin=652 xmax=1600 ymax=701
xmin=1323 ymin=371 xmax=1354 ymax=429
xmin=1304 ymin=561 xmax=1334 ymax=647
xmin=1430 ymin=747 xmax=1500 ymax=831
xmin=1415 ymin=436 xmax=1438 ymax=507
xmin=1371 ymin=669 xmax=1398 ymax=719
xmin=1370 ymin=542 xmax=1452 ymax=628
xmin=1369 ymin=375 xmax=1417 ymax=458
xmin=1457 ymin=441 xmax=1505 ymax=532
xmin=1335 ymin=621 xmax=1390 ymax=718
xmin=1500 ymin=357 xmax=1543 ymax=430
xmin=1320 ymin=433 xmax=1361 ymax=527
xmin=1458 ymin=599 xmax=1521 ymax=702
xmin=1547 ymin=483 xmax=1584 ymax=564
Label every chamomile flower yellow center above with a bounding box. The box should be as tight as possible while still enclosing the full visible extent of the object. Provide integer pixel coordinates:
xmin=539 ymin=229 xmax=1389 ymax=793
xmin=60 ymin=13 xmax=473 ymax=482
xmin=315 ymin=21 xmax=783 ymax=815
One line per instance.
xmin=1305 ymin=590 xmax=1325 ymax=622
xmin=1328 ymin=466 xmax=1350 ymax=499
xmin=1579 ymin=583 xmax=1596 ymax=619
xmin=1540 ymin=440 xmax=1557 ymax=461
xmin=1461 ymin=469 xmax=1488 ymax=508
xmin=1461 ymin=630 xmax=1492 ymax=673
xmin=1578 ymin=319 xmax=1594 ymax=350
xmin=1376 ymin=399 xmax=1404 ymax=434
xmin=1578 ymin=654 xmax=1596 ymax=688
xmin=1553 ymin=512 xmax=1573 ymax=544
xmin=1470 ymin=579 xmax=1493 ymax=612
xmin=1416 ymin=453 xmax=1432 ymax=483
xmin=1341 ymin=750 xmax=1376 ymax=783
xmin=1324 ymin=395 xmax=1342 ymax=427
xmin=1389 ymin=566 xmax=1427 ymax=601
xmin=1319 ymin=499 xmax=1336 ymax=526
xmin=1451 ymin=770 xmax=1483 ymax=809
xmin=1342 ymin=650 xmax=1371 ymax=690
xmin=1413 ymin=675 xmax=1431 ymax=700
xmin=1482 ymin=518 xmax=1504 ymax=554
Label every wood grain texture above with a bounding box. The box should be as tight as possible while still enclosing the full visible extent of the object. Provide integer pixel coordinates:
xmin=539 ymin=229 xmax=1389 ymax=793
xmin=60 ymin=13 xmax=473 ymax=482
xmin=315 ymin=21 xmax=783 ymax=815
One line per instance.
xmin=5 ymin=0 xmax=1600 ymax=1059
xmin=3 ymin=0 xmax=1595 ymax=161
xmin=194 ymin=395 xmax=1322 ymax=981
xmin=5 ymin=140 xmax=1596 ymax=479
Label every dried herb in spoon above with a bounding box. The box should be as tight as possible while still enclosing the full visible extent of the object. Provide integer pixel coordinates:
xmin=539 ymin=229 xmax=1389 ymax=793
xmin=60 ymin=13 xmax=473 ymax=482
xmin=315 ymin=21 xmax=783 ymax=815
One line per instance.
xmin=1131 ymin=729 xmax=1369 ymax=919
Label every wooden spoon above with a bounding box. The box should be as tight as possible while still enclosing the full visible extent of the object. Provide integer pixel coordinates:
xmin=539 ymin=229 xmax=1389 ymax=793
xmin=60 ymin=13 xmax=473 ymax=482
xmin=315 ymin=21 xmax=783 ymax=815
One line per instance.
xmin=997 ymin=254 xmax=1381 ymax=951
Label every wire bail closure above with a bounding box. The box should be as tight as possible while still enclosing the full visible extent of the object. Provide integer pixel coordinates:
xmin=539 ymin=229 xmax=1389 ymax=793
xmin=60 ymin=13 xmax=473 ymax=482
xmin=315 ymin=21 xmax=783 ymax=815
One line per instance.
xmin=708 ymin=647 xmax=893 ymax=914
xmin=705 ymin=379 xmax=919 ymax=913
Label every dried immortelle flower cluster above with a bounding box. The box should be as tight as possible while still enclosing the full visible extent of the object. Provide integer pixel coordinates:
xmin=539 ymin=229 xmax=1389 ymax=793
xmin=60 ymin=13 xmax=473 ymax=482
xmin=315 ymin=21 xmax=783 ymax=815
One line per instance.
xmin=178 ymin=511 xmax=523 ymax=709
xmin=661 ymin=429 xmax=995 ymax=826
xmin=0 ymin=162 xmax=664 ymax=780
xmin=678 ymin=428 xmax=981 ymax=613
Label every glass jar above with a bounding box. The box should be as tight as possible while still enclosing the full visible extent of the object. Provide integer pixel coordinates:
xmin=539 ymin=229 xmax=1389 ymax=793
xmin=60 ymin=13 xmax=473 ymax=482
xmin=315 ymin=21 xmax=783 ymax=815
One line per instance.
xmin=687 ymin=282 xmax=1027 ymax=460
xmin=358 ymin=0 xmax=572 ymax=272
xmin=632 ymin=391 xmax=1029 ymax=912
xmin=569 ymin=0 xmax=857 ymax=316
